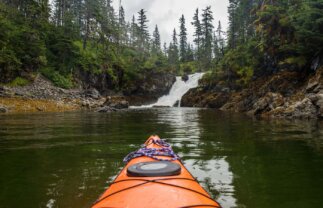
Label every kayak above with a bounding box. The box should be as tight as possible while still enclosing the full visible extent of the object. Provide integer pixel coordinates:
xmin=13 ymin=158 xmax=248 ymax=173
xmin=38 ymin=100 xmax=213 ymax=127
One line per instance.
xmin=92 ymin=135 xmax=221 ymax=208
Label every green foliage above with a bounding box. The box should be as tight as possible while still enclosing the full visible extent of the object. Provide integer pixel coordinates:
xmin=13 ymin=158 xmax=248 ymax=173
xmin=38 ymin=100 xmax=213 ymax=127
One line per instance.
xmin=179 ymin=62 xmax=197 ymax=75
xmin=46 ymin=27 xmax=78 ymax=75
xmin=40 ymin=67 xmax=73 ymax=89
xmin=279 ymin=56 xmax=307 ymax=68
xmin=73 ymin=41 xmax=101 ymax=74
xmin=213 ymin=0 xmax=323 ymax=88
xmin=0 ymin=3 xmax=46 ymax=82
xmin=0 ymin=0 xmax=174 ymax=91
xmin=215 ymin=39 xmax=261 ymax=86
xmin=1 ymin=0 xmax=322 ymax=93
xmin=7 ymin=77 xmax=30 ymax=86
xmin=292 ymin=1 xmax=323 ymax=57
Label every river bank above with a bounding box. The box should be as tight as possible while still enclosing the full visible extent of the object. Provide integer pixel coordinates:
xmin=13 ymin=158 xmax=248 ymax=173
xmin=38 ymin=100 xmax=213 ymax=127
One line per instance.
xmin=182 ymin=67 xmax=323 ymax=119
xmin=2 ymin=68 xmax=322 ymax=120
xmin=0 ymin=72 xmax=175 ymax=113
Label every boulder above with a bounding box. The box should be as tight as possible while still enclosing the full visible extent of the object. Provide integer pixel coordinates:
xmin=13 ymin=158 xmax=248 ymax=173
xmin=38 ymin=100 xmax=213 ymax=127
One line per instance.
xmin=81 ymin=100 xmax=91 ymax=108
xmin=103 ymin=96 xmax=129 ymax=109
xmin=84 ymin=88 xmax=101 ymax=99
xmin=97 ymin=106 xmax=117 ymax=113
xmin=182 ymin=74 xmax=189 ymax=82
xmin=251 ymin=92 xmax=284 ymax=115
xmin=0 ymin=105 xmax=8 ymax=113
xmin=307 ymin=92 xmax=323 ymax=118
xmin=284 ymin=98 xmax=318 ymax=119
xmin=110 ymin=100 xmax=129 ymax=109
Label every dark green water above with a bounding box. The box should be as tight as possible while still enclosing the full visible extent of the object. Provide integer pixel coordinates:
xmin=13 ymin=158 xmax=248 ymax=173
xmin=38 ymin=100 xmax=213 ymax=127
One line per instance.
xmin=0 ymin=108 xmax=322 ymax=208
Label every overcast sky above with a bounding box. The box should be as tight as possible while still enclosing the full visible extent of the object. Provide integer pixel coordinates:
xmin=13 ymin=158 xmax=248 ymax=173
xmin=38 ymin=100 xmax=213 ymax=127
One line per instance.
xmin=112 ymin=0 xmax=229 ymax=45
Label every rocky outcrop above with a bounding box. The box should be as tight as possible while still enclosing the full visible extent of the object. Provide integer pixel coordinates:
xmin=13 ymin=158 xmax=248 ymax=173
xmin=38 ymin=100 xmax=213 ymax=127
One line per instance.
xmin=181 ymin=88 xmax=230 ymax=108
xmin=182 ymin=67 xmax=323 ymax=119
xmin=249 ymin=92 xmax=285 ymax=115
xmin=77 ymin=69 xmax=176 ymax=106
xmin=124 ymin=71 xmax=176 ymax=105
xmin=280 ymin=98 xmax=317 ymax=118
xmin=76 ymin=69 xmax=120 ymax=96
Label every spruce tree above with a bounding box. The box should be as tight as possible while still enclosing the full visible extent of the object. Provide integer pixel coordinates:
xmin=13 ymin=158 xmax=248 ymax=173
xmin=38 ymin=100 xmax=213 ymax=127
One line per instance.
xmin=228 ymin=0 xmax=238 ymax=49
xmin=152 ymin=25 xmax=161 ymax=54
xmin=201 ymin=6 xmax=214 ymax=68
xmin=216 ymin=21 xmax=224 ymax=56
xmin=213 ymin=33 xmax=221 ymax=62
xmin=130 ymin=15 xmax=138 ymax=47
xmin=118 ymin=6 xmax=126 ymax=44
xmin=186 ymin=44 xmax=195 ymax=62
xmin=163 ymin=42 xmax=168 ymax=56
xmin=137 ymin=9 xmax=150 ymax=51
xmin=179 ymin=14 xmax=188 ymax=62
xmin=168 ymin=29 xmax=179 ymax=65
xmin=192 ymin=8 xmax=202 ymax=62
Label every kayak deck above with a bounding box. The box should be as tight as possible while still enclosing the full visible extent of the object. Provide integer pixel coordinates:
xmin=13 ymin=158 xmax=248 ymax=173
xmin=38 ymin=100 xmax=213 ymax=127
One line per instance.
xmin=92 ymin=136 xmax=221 ymax=208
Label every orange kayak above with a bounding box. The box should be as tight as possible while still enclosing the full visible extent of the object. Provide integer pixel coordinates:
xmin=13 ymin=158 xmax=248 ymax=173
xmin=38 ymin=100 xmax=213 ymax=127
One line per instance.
xmin=92 ymin=135 xmax=221 ymax=208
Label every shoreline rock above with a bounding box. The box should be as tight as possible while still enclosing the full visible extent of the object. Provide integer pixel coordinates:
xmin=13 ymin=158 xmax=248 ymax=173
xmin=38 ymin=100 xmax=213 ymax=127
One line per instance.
xmin=97 ymin=96 xmax=129 ymax=113
xmin=182 ymin=67 xmax=323 ymax=119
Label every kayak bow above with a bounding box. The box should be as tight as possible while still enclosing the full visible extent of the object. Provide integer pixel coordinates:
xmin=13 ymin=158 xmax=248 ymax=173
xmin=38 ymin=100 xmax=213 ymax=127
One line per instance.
xmin=92 ymin=135 xmax=221 ymax=208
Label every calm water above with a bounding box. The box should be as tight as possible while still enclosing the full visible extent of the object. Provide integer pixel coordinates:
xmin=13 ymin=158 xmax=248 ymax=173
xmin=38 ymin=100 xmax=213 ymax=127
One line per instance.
xmin=0 ymin=108 xmax=322 ymax=208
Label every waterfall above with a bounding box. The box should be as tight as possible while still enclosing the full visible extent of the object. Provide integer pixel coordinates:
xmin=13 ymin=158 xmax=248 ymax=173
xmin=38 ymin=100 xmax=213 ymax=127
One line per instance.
xmin=137 ymin=73 xmax=204 ymax=108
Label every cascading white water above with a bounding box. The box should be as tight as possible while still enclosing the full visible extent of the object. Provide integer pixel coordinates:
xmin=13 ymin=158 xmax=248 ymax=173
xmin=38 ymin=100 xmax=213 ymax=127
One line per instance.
xmin=138 ymin=72 xmax=204 ymax=108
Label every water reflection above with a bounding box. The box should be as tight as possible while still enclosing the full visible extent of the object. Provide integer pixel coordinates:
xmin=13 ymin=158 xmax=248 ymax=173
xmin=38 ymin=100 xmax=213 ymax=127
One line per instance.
xmin=155 ymin=108 xmax=237 ymax=207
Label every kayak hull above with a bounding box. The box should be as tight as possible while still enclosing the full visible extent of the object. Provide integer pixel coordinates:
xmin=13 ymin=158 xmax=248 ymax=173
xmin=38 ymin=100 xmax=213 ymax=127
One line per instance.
xmin=92 ymin=136 xmax=221 ymax=208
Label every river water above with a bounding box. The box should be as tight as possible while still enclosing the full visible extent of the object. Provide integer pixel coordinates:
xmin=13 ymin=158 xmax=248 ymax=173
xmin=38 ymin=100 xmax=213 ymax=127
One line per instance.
xmin=0 ymin=108 xmax=322 ymax=208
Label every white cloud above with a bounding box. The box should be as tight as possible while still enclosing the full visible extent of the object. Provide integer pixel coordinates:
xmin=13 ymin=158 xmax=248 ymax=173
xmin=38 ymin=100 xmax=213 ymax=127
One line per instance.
xmin=113 ymin=0 xmax=229 ymax=44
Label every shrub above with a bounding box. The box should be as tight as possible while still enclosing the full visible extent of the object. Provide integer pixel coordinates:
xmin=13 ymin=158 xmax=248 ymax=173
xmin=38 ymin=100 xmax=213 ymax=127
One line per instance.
xmin=40 ymin=67 xmax=73 ymax=89
xmin=7 ymin=77 xmax=30 ymax=86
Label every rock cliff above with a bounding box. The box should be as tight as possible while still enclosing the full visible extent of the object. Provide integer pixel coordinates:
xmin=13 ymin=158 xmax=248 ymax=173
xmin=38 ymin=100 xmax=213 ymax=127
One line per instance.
xmin=182 ymin=68 xmax=323 ymax=119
